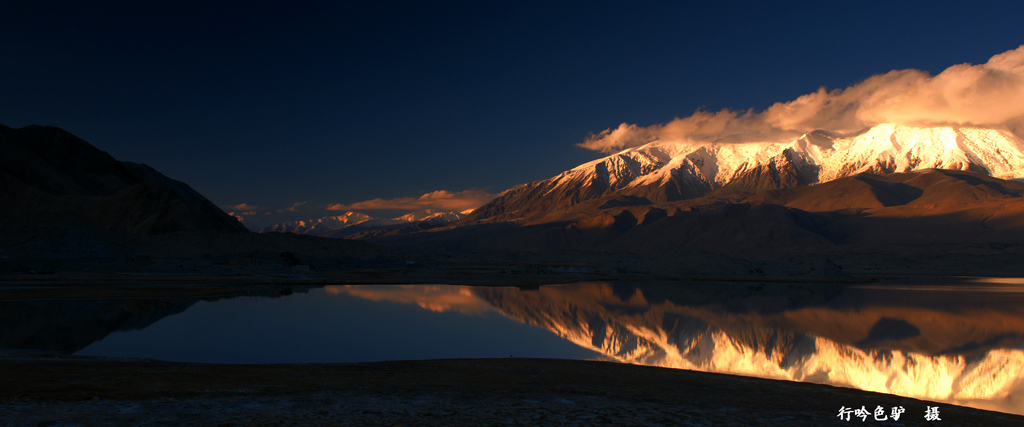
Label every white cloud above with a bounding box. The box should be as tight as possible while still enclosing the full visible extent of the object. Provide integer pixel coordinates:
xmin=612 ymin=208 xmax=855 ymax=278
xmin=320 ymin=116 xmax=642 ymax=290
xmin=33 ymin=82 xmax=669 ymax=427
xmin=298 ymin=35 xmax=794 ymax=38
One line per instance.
xmin=580 ymin=45 xmax=1024 ymax=153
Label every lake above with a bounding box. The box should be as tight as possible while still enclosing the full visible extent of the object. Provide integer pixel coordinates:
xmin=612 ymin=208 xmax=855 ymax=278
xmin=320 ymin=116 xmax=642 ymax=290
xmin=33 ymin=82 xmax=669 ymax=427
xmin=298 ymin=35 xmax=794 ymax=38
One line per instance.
xmin=4 ymin=280 xmax=1023 ymax=415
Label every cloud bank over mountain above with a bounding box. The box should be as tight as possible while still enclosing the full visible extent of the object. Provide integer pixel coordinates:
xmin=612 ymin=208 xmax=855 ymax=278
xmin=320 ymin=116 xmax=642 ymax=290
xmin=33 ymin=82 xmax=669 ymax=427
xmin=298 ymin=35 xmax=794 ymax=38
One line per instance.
xmin=580 ymin=45 xmax=1024 ymax=153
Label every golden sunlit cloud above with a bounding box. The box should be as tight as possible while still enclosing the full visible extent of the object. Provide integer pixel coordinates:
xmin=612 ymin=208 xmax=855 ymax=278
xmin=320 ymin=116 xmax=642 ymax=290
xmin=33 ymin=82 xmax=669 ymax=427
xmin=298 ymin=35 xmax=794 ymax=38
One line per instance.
xmin=326 ymin=188 xmax=497 ymax=212
xmin=225 ymin=202 xmax=264 ymax=220
xmin=225 ymin=202 xmax=264 ymax=214
xmin=580 ymin=45 xmax=1024 ymax=153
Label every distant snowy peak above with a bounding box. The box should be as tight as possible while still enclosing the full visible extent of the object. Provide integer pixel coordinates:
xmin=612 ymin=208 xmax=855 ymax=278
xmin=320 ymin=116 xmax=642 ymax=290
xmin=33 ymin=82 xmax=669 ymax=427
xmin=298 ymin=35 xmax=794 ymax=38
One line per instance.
xmin=421 ymin=211 xmax=466 ymax=224
xmin=259 ymin=211 xmax=376 ymax=234
xmin=260 ymin=210 xmax=465 ymax=237
xmin=395 ymin=209 xmax=466 ymax=224
xmin=467 ymin=124 xmax=1024 ymax=222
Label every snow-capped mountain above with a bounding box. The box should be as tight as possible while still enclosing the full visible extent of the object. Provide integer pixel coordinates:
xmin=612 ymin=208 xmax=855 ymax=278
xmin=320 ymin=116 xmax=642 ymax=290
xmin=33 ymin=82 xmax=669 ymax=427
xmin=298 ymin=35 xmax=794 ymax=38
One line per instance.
xmin=261 ymin=209 xmax=465 ymax=237
xmin=467 ymin=124 xmax=1024 ymax=222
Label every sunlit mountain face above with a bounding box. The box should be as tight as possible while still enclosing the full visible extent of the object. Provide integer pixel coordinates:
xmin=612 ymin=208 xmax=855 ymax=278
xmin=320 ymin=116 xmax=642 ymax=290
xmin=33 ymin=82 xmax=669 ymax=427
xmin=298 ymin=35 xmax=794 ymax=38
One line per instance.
xmin=327 ymin=282 xmax=1024 ymax=415
xmin=464 ymin=124 xmax=1024 ymax=225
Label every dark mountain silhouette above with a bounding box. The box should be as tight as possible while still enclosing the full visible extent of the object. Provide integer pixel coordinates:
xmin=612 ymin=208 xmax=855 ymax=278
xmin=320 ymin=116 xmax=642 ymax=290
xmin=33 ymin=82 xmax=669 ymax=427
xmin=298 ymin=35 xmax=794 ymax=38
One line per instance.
xmin=0 ymin=124 xmax=246 ymax=241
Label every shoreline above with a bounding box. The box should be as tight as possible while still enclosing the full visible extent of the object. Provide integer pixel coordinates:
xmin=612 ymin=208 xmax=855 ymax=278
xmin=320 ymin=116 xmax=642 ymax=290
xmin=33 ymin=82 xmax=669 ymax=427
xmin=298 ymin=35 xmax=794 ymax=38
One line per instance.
xmin=0 ymin=266 xmax=1001 ymax=302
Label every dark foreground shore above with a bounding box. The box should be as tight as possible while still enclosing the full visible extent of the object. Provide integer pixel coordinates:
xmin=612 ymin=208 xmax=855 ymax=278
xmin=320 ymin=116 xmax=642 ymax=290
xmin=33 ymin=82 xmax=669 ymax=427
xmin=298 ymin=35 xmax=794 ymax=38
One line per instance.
xmin=1 ymin=355 xmax=1020 ymax=426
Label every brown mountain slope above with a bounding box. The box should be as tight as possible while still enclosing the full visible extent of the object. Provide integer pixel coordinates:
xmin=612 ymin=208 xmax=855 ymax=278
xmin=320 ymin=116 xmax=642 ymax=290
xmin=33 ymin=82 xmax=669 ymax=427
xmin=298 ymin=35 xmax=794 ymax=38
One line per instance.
xmin=748 ymin=169 xmax=1024 ymax=212
xmin=363 ymin=170 xmax=1024 ymax=262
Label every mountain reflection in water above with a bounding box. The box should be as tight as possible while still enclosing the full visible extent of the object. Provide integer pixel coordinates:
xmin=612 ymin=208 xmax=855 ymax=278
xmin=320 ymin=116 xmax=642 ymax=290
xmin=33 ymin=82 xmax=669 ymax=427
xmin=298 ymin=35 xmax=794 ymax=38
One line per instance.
xmin=11 ymin=282 xmax=1022 ymax=415
xmin=326 ymin=282 xmax=1024 ymax=415
xmin=0 ymin=298 xmax=199 ymax=353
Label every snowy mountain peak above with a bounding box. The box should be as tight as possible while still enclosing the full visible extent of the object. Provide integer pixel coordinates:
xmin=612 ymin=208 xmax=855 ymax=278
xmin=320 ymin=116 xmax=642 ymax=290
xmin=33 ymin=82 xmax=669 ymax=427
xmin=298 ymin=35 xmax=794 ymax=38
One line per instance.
xmin=602 ymin=124 xmax=1024 ymax=186
xmin=800 ymin=124 xmax=1024 ymax=182
xmin=468 ymin=123 xmax=1024 ymax=222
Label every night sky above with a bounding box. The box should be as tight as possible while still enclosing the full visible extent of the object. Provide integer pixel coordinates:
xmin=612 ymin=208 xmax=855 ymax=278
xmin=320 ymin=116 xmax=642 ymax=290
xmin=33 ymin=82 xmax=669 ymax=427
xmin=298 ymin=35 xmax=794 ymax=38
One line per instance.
xmin=3 ymin=1 xmax=1022 ymax=229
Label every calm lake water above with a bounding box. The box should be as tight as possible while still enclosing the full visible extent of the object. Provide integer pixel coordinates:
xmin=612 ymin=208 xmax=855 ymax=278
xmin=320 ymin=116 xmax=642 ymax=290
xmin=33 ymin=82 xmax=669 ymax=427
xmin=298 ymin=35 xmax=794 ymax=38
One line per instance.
xmin=5 ymin=280 xmax=1024 ymax=415
xmin=77 ymin=285 xmax=601 ymax=363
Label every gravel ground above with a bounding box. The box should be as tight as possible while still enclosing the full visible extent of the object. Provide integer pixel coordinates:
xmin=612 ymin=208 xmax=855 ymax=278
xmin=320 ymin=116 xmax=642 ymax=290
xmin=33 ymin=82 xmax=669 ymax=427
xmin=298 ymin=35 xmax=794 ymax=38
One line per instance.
xmin=1 ymin=357 xmax=1021 ymax=426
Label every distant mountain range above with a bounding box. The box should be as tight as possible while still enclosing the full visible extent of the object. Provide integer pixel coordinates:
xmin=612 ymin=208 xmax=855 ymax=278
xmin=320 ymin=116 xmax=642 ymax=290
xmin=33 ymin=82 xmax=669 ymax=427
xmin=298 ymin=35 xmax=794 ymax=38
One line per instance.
xmin=260 ymin=209 xmax=465 ymax=238
xmin=362 ymin=123 xmax=1024 ymax=256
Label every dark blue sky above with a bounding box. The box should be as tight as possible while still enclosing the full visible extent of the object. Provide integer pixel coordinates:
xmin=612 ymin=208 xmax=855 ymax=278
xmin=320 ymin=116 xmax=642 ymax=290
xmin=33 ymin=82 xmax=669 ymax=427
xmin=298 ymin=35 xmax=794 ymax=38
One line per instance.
xmin=2 ymin=1 xmax=1022 ymax=227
